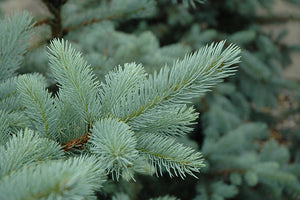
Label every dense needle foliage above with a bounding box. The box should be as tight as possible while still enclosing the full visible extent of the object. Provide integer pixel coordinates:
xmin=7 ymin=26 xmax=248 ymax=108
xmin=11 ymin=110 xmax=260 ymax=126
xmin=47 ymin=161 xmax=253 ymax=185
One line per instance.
xmin=0 ymin=0 xmax=299 ymax=199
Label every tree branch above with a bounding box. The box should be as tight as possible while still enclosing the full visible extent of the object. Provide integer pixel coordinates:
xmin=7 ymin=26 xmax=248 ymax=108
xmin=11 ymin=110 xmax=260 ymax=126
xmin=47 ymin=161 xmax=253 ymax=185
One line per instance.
xmin=41 ymin=0 xmax=68 ymax=39
xmin=256 ymin=14 xmax=300 ymax=24
xmin=62 ymin=6 xmax=146 ymax=36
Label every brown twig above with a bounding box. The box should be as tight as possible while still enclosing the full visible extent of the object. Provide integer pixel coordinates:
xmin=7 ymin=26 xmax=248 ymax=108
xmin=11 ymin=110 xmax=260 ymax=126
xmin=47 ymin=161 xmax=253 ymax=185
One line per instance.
xmin=61 ymin=133 xmax=91 ymax=151
xmin=34 ymin=18 xmax=52 ymax=27
xmin=41 ymin=0 xmax=68 ymax=39
xmin=63 ymin=15 xmax=119 ymax=35
xmin=256 ymin=14 xmax=300 ymax=24
xmin=28 ymin=5 xmax=146 ymax=50
xmin=62 ymin=7 xmax=146 ymax=36
xmin=62 ymin=124 xmax=92 ymax=151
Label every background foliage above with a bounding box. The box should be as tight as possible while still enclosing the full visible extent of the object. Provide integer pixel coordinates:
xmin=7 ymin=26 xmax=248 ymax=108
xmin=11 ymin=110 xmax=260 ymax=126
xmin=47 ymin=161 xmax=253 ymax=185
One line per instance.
xmin=0 ymin=0 xmax=300 ymax=199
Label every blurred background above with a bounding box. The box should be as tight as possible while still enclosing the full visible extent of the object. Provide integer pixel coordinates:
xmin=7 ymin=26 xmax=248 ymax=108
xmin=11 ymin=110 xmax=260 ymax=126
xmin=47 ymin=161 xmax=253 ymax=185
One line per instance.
xmin=1 ymin=0 xmax=299 ymax=80
xmin=1 ymin=0 xmax=300 ymax=199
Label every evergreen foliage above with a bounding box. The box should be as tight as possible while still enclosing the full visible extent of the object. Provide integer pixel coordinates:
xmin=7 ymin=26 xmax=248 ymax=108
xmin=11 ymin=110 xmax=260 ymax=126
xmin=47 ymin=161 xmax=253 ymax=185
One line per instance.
xmin=137 ymin=1 xmax=300 ymax=200
xmin=0 ymin=5 xmax=241 ymax=199
xmin=0 ymin=0 xmax=299 ymax=199
xmin=0 ymin=12 xmax=33 ymax=80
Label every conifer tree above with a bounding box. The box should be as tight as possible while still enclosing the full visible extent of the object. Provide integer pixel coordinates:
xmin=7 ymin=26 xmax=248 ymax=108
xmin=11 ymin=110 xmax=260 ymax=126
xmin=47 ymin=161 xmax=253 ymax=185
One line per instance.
xmin=0 ymin=0 xmax=299 ymax=199
xmin=136 ymin=1 xmax=300 ymax=200
xmin=0 ymin=5 xmax=241 ymax=199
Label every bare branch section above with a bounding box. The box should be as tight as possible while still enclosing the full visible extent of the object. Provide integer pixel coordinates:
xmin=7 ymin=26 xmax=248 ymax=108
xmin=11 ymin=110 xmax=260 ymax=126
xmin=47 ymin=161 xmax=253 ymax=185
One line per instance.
xmin=42 ymin=0 xmax=68 ymax=38
xmin=36 ymin=1 xmax=146 ymax=40
xmin=62 ymin=7 xmax=146 ymax=35
xmin=256 ymin=14 xmax=300 ymax=24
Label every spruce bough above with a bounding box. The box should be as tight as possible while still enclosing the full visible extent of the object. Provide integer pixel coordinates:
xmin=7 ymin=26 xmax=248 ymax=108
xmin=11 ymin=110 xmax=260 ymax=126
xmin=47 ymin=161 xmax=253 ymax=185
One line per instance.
xmin=0 ymin=13 xmax=241 ymax=199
